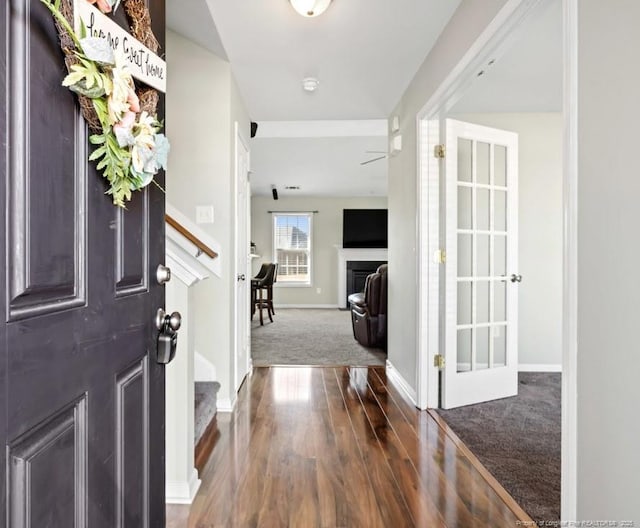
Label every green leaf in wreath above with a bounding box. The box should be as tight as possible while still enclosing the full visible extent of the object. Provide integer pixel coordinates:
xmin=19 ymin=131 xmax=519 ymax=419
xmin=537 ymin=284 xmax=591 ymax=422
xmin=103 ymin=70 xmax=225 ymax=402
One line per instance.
xmin=68 ymin=81 xmax=106 ymax=98
xmin=89 ymin=134 xmax=106 ymax=145
xmin=89 ymin=146 xmax=106 ymax=161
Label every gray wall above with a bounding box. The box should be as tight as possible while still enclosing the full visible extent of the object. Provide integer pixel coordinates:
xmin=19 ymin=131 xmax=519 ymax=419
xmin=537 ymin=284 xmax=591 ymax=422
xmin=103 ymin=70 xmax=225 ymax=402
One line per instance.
xmin=387 ymin=0 xmax=509 ymax=393
xmin=251 ymin=196 xmax=388 ymax=306
xmin=167 ymin=30 xmax=250 ymax=407
xmin=452 ymin=113 xmax=563 ymax=367
xmin=576 ymin=1 xmax=640 ymax=521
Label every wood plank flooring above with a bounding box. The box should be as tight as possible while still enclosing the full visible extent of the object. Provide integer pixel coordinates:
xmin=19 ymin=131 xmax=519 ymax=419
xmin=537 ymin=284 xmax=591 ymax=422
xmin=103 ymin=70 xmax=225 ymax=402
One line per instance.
xmin=166 ymin=367 xmax=531 ymax=527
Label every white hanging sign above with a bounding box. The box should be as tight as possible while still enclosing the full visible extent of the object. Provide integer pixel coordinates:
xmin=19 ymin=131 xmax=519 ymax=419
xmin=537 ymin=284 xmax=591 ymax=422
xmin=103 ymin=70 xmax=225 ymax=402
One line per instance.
xmin=73 ymin=0 xmax=167 ymax=92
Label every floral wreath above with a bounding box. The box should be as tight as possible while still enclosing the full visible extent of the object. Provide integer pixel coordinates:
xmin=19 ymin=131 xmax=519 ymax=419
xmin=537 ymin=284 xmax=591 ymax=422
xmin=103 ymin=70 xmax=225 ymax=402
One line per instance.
xmin=41 ymin=0 xmax=169 ymax=207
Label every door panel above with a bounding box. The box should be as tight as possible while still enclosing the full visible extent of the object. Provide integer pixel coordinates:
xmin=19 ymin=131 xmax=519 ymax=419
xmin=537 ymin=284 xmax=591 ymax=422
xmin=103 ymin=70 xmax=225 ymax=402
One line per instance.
xmin=8 ymin=0 xmax=87 ymax=320
xmin=442 ymin=119 xmax=519 ymax=409
xmin=1 ymin=0 xmax=166 ymax=526
xmin=115 ymin=193 xmax=150 ymax=297
xmin=235 ymin=129 xmax=251 ymax=390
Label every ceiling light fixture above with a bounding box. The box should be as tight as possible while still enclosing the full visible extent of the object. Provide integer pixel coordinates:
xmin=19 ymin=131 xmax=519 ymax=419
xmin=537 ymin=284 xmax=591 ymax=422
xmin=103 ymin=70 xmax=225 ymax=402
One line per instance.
xmin=302 ymin=77 xmax=320 ymax=92
xmin=289 ymin=0 xmax=333 ymax=18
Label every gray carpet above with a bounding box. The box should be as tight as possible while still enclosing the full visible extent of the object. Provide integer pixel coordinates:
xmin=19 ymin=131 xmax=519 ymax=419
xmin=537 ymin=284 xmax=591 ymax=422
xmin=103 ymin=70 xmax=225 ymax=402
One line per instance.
xmin=437 ymin=372 xmax=561 ymax=523
xmin=251 ymin=308 xmax=386 ymax=366
xmin=194 ymin=381 xmax=220 ymax=444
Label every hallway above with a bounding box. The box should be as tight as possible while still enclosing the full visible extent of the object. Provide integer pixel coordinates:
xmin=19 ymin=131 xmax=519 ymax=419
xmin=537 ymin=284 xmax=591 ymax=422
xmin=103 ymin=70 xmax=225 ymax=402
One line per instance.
xmin=167 ymin=366 xmax=530 ymax=527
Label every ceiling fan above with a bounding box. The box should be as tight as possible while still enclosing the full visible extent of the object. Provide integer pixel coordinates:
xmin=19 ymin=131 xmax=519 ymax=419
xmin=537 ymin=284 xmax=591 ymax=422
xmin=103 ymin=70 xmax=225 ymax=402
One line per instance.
xmin=360 ymin=150 xmax=388 ymax=166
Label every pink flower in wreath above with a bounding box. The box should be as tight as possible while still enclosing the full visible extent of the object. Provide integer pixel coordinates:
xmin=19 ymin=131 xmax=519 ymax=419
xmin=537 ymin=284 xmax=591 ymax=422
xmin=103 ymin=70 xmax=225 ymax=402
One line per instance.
xmin=115 ymin=111 xmax=136 ymax=132
xmin=127 ymin=87 xmax=140 ymax=113
xmin=88 ymin=0 xmax=112 ymax=14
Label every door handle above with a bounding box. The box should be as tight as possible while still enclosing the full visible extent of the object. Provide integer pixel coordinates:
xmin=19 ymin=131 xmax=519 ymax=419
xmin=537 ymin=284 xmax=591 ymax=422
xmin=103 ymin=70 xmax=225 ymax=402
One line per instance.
xmin=156 ymin=264 xmax=172 ymax=285
xmin=155 ymin=308 xmax=181 ymax=331
xmin=510 ymin=273 xmax=522 ymax=283
xmin=155 ymin=308 xmax=182 ymax=364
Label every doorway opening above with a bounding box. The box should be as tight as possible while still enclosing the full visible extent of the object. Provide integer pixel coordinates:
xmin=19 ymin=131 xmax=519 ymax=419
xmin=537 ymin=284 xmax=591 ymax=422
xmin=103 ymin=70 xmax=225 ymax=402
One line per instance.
xmin=247 ymin=122 xmax=390 ymax=368
xmin=416 ymin=0 xmax=569 ymax=523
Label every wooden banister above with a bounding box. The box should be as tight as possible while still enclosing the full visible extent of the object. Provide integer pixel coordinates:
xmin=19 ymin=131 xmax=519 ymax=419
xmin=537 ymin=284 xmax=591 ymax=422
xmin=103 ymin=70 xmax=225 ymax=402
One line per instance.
xmin=165 ymin=214 xmax=219 ymax=259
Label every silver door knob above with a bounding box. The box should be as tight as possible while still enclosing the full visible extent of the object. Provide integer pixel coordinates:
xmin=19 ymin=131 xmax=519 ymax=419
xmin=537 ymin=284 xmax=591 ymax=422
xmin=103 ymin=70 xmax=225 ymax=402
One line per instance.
xmin=510 ymin=273 xmax=522 ymax=283
xmin=237 ymin=274 xmax=246 ymax=282
xmin=156 ymin=264 xmax=172 ymax=285
xmin=155 ymin=308 xmax=182 ymax=331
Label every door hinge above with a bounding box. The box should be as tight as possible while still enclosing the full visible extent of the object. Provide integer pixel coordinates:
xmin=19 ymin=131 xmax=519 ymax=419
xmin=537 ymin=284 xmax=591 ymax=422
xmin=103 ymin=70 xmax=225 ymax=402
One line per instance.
xmin=434 ymin=144 xmax=446 ymax=159
xmin=434 ymin=249 xmax=446 ymax=264
xmin=434 ymin=354 xmax=446 ymax=369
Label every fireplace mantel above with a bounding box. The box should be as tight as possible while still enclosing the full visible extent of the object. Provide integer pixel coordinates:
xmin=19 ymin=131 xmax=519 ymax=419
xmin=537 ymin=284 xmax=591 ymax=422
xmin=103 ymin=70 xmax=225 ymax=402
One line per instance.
xmin=335 ymin=246 xmax=388 ymax=308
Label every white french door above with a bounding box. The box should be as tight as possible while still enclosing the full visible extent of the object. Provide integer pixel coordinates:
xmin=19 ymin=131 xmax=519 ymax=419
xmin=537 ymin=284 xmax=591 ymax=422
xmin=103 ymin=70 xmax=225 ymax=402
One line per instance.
xmin=441 ymin=119 xmax=519 ymax=409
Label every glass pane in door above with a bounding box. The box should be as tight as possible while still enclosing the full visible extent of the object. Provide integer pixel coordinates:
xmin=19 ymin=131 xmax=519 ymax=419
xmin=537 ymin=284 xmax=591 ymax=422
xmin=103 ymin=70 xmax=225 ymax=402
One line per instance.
xmin=458 ymin=139 xmax=472 ymax=183
xmin=458 ymin=187 xmax=472 ymax=229
xmin=457 ymin=282 xmax=472 ymax=325
xmin=457 ymin=329 xmax=472 ymax=372
xmin=477 ymin=142 xmax=490 ymax=185
xmin=495 ymin=145 xmax=507 ymax=187
xmin=476 ymin=327 xmax=490 ymax=370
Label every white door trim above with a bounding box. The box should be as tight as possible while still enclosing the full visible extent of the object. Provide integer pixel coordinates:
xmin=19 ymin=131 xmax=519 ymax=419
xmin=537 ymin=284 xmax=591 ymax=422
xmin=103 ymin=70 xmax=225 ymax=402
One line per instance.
xmin=561 ymin=0 xmax=578 ymax=520
xmin=415 ymin=0 xmax=577 ymax=520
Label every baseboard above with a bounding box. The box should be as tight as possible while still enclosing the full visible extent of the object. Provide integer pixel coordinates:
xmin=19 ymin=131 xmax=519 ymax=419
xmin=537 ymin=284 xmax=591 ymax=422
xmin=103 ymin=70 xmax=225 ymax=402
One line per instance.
xmin=166 ymin=468 xmax=201 ymax=505
xmin=385 ymin=360 xmax=418 ymax=406
xmin=274 ymin=304 xmax=339 ymax=309
xmin=518 ymin=363 xmax=562 ymax=372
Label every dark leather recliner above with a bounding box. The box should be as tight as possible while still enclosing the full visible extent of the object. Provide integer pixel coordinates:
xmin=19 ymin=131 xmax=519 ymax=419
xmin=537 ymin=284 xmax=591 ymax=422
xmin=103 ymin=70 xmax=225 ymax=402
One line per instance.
xmin=348 ymin=264 xmax=387 ymax=348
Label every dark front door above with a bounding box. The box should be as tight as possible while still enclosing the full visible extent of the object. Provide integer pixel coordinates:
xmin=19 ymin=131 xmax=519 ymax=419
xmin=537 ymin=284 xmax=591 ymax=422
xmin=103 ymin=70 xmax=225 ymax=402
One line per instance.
xmin=0 ymin=1 xmax=166 ymax=526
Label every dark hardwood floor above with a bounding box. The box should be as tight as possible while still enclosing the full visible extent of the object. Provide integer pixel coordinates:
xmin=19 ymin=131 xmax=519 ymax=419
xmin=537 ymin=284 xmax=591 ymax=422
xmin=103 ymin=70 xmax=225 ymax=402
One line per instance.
xmin=167 ymin=366 xmax=532 ymax=527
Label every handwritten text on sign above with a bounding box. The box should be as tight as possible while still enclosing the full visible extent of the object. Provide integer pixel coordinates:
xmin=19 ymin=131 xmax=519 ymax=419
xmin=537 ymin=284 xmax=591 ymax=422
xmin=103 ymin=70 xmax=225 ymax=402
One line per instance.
xmin=73 ymin=0 xmax=166 ymax=92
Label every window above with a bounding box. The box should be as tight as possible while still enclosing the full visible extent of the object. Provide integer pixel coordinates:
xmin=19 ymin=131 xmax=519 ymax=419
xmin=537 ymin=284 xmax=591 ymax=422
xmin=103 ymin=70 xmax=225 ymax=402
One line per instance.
xmin=273 ymin=213 xmax=312 ymax=286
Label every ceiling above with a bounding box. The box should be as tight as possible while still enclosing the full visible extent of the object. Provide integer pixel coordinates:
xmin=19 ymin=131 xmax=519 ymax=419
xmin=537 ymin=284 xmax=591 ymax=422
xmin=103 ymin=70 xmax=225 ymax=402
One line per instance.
xmin=451 ymin=0 xmax=562 ymax=113
xmin=166 ymin=0 xmax=562 ymax=198
xmin=205 ymin=0 xmax=461 ymax=120
xmin=250 ymin=134 xmax=388 ymax=198
xmin=167 ymin=0 xmax=227 ymax=60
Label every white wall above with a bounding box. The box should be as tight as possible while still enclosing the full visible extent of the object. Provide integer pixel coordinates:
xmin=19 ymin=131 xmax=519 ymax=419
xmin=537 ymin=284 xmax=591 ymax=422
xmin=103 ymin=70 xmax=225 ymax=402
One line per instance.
xmin=576 ymin=1 xmax=640 ymax=521
xmin=251 ymin=196 xmax=387 ymax=306
xmin=452 ymin=113 xmax=563 ymax=367
xmin=387 ymin=0 xmax=509 ymax=391
xmin=167 ymin=30 xmax=250 ymax=409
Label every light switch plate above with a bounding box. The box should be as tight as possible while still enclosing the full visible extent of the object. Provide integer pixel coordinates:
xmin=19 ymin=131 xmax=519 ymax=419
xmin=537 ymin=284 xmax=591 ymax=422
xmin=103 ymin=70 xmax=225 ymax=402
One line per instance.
xmin=196 ymin=205 xmax=214 ymax=224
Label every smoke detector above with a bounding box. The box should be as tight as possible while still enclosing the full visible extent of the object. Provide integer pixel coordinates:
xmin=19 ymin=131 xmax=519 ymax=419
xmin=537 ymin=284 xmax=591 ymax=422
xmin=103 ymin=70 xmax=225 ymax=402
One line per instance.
xmin=302 ymin=77 xmax=320 ymax=93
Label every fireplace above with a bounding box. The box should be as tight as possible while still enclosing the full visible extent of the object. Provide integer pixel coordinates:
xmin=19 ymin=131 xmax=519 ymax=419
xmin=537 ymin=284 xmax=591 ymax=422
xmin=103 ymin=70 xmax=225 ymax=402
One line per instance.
xmin=346 ymin=260 xmax=387 ymax=306
xmin=335 ymin=246 xmax=389 ymax=309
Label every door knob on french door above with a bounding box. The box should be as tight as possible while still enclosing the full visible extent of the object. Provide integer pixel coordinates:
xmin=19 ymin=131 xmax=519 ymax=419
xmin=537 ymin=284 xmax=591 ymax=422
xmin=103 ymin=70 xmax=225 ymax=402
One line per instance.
xmin=237 ymin=274 xmax=246 ymax=282
xmin=510 ymin=273 xmax=523 ymax=283
xmin=156 ymin=264 xmax=172 ymax=284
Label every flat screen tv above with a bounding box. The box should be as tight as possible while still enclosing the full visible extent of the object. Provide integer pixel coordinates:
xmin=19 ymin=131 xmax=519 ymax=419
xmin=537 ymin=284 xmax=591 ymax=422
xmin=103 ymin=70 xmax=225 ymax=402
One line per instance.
xmin=343 ymin=209 xmax=388 ymax=248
